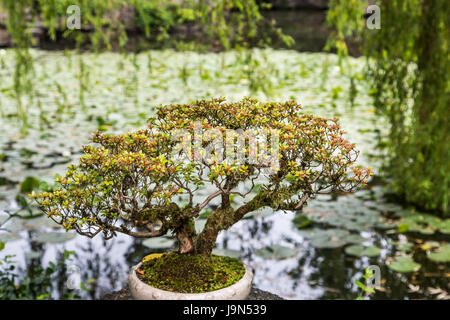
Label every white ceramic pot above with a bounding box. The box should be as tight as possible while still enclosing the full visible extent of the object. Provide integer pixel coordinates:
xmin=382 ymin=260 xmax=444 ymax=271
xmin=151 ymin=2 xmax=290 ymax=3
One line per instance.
xmin=128 ymin=261 xmax=253 ymax=300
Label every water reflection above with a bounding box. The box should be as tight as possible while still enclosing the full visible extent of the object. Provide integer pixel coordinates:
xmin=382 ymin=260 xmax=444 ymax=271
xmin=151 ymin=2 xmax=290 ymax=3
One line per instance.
xmin=214 ymin=193 xmax=450 ymax=300
xmin=1 ymin=185 xmax=450 ymax=300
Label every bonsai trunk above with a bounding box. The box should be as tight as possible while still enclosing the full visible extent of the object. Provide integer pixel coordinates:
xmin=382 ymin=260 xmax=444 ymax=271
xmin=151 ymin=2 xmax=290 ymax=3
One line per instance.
xmin=195 ymin=223 xmax=220 ymax=256
xmin=176 ymin=222 xmax=196 ymax=254
xmin=195 ymin=206 xmax=235 ymax=256
xmin=195 ymin=192 xmax=266 ymax=255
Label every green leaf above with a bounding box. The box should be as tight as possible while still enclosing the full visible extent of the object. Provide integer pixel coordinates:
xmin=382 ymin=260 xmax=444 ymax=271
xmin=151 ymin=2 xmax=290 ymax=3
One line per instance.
xmin=292 ymin=214 xmax=312 ymax=229
xmin=39 ymin=181 xmax=53 ymax=192
xmin=63 ymin=250 xmax=76 ymax=259
xmin=20 ymin=176 xmax=40 ymax=193
xmin=397 ymin=223 xmax=409 ymax=233
xmin=355 ymin=279 xmax=366 ymax=290
xmin=15 ymin=193 xmax=31 ymax=212
xmin=0 ymin=241 xmax=4 ymax=251
xmin=198 ymin=209 xmax=213 ymax=219
xmin=363 ymin=267 xmax=374 ymax=279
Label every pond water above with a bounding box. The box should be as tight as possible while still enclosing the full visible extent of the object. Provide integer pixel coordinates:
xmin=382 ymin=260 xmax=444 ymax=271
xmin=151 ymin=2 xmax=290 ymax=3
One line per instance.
xmin=0 ymin=48 xmax=448 ymax=299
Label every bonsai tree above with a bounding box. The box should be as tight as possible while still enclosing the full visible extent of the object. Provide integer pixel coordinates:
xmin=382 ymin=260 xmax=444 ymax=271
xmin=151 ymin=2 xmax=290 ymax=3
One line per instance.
xmin=33 ymin=98 xmax=372 ymax=256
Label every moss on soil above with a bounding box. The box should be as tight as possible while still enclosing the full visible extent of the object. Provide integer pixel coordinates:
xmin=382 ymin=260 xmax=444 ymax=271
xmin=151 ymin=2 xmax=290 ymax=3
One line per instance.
xmin=137 ymin=252 xmax=245 ymax=293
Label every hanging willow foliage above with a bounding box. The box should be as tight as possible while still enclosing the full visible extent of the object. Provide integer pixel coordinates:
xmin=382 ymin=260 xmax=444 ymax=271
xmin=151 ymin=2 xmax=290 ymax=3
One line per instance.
xmin=327 ymin=0 xmax=449 ymax=215
xmin=0 ymin=0 xmax=35 ymax=132
xmin=0 ymin=0 xmax=293 ymax=132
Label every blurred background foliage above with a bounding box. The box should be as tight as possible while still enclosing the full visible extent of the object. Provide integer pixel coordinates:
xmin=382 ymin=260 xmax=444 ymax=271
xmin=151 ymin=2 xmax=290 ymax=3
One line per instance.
xmin=327 ymin=0 xmax=449 ymax=216
xmin=0 ymin=0 xmax=292 ymax=132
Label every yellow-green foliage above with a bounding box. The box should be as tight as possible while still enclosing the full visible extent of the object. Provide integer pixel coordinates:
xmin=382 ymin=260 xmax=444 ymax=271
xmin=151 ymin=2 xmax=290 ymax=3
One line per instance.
xmin=33 ymin=98 xmax=372 ymax=254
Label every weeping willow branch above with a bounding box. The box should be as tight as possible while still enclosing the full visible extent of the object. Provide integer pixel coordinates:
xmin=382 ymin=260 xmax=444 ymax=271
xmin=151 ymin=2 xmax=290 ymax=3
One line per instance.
xmin=327 ymin=0 xmax=450 ymax=215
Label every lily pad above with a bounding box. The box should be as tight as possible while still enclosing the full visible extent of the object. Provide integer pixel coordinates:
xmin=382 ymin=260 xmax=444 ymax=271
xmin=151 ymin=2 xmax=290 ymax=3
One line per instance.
xmin=427 ymin=244 xmax=450 ymax=263
xmin=0 ymin=215 xmax=8 ymax=225
xmin=397 ymin=213 xmax=442 ymax=235
xmin=372 ymin=202 xmax=402 ymax=213
xmin=254 ymin=244 xmax=297 ymax=260
xmin=307 ymin=205 xmax=388 ymax=233
xmin=311 ymin=237 xmax=347 ymax=248
xmin=306 ymin=228 xmax=351 ymax=249
xmin=0 ymin=232 xmax=22 ymax=242
xmin=344 ymin=245 xmax=381 ymax=257
xmin=212 ymin=248 xmax=241 ymax=259
xmin=20 ymin=216 xmax=50 ymax=230
xmin=34 ymin=231 xmax=76 ymax=243
xmin=0 ymin=217 xmax=25 ymax=233
xmin=420 ymin=241 xmax=440 ymax=250
xmin=437 ymin=220 xmax=450 ymax=234
xmin=295 ymin=228 xmax=319 ymax=238
xmin=374 ymin=221 xmax=397 ymax=230
xmin=394 ymin=209 xmax=416 ymax=218
xmin=25 ymin=251 xmax=42 ymax=259
xmin=142 ymin=237 xmax=176 ymax=249
xmin=387 ymin=256 xmax=421 ymax=273
xmin=393 ymin=241 xmax=414 ymax=252
xmin=355 ymin=190 xmax=373 ymax=200
xmin=344 ymin=234 xmax=368 ymax=244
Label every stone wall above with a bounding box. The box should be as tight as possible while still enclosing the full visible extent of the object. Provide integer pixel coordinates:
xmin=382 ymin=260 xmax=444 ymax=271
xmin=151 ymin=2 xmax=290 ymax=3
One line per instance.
xmin=0 ymin=1 xmax=331 ymax=48
xmin=270 ymin=0 xmax=329 ymax=9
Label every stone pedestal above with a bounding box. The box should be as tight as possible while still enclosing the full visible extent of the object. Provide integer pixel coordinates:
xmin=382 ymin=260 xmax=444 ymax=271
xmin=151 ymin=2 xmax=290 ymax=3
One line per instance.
xmin=100 ymin=286 xmax=284 ymax=300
